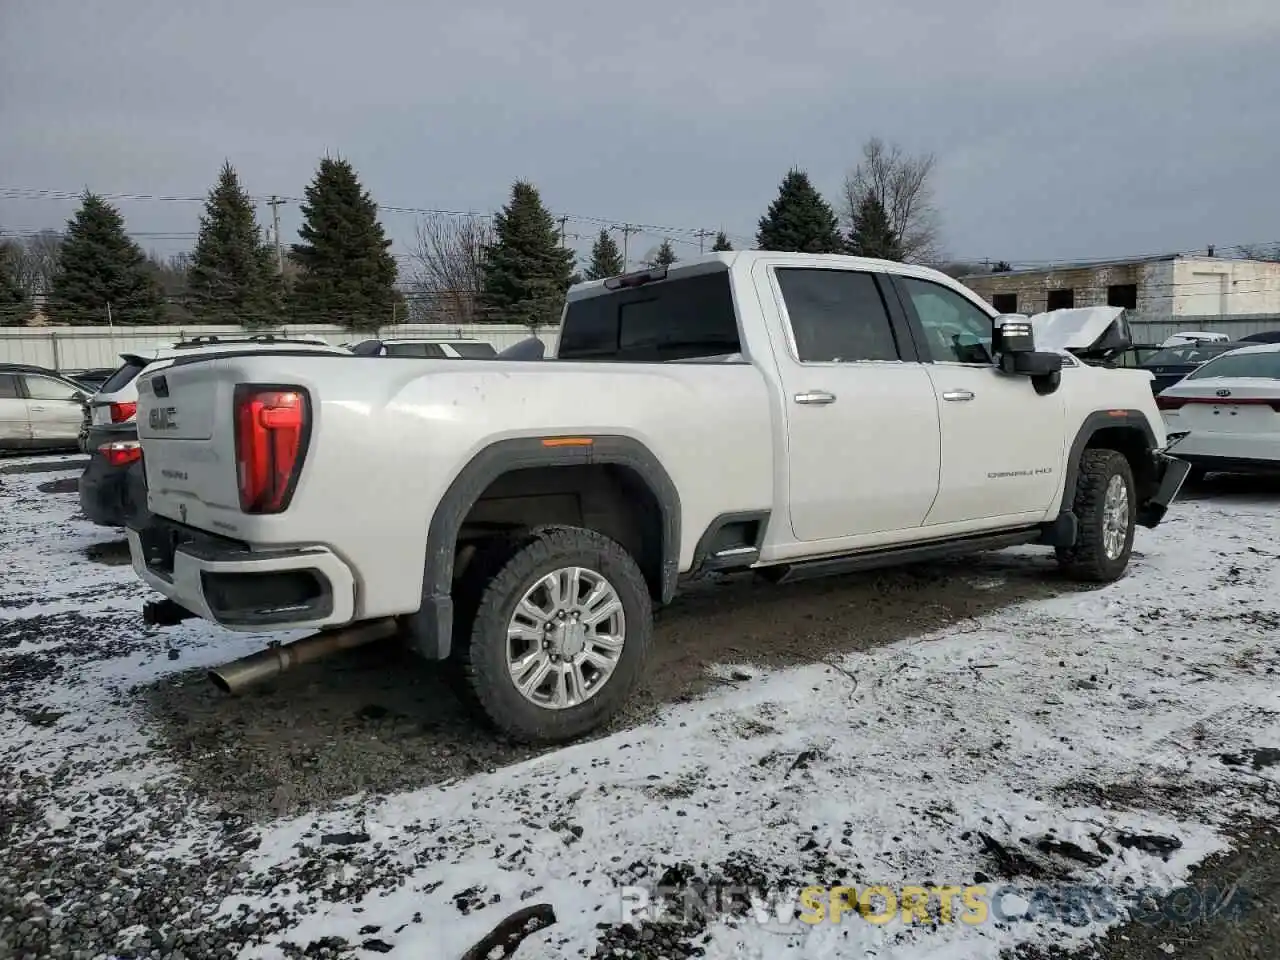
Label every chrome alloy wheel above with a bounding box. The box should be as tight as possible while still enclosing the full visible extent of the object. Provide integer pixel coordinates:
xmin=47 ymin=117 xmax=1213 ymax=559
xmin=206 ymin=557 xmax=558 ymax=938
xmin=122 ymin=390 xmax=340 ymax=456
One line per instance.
xmin=1102 ymin=474 xmax=1130 ymax=560
xmin=505 ymin=566 xmax=626 ymax=709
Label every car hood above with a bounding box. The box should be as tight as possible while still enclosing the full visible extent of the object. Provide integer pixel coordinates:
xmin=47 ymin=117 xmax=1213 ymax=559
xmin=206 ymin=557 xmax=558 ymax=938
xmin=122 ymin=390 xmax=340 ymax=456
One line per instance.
xmin=1026 ymin=306 xmax=1128 ymax=354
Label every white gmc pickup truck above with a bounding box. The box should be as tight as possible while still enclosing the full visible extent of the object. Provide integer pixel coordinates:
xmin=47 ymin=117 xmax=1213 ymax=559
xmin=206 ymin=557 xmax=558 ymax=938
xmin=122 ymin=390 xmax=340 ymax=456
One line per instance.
xmin=128 ymin=252 xmax=1189 ymax=744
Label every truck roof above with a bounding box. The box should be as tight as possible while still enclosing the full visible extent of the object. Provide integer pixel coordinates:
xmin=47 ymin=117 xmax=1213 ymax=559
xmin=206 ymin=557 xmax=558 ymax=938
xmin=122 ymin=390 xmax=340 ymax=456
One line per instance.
xmin=565 ymin=251 xmax=966 ymax=301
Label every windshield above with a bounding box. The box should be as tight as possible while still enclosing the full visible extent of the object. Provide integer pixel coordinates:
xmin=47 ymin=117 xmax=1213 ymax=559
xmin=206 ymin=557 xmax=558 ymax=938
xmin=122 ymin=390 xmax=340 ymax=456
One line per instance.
xmin=1186 ymin=351 xmax=1280 ymax=380
xmin=1144 ymin=343 xmax=1237 ymax=366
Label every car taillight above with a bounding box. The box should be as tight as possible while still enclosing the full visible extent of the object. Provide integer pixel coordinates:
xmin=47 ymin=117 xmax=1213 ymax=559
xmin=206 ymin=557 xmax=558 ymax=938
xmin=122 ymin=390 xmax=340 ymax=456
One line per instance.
xmin=109 ymin=401 xmax=137 ymax=423
xmin=1155 ymin=396 xmax=1186 ymax=410
xmin=233 ymin=385 xmax=309 ymax=514
xmin=98 ymin=440 xmax=142 ymax=467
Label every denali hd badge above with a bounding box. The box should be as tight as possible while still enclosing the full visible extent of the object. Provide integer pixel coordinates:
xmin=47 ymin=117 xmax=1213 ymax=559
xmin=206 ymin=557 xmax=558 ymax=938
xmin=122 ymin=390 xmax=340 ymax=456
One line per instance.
xmin=149 ymin=407 xmax=178 ymax=430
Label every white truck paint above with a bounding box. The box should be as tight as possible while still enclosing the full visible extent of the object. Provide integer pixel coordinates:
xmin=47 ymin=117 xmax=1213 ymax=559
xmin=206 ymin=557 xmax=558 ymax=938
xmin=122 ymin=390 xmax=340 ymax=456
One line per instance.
xmin=127 ymin=251 xmax=1189 ymax=744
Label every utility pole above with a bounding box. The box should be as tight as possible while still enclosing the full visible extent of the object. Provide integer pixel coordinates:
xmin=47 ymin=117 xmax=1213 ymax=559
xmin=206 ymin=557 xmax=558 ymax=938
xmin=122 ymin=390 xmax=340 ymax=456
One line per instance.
xmin=613 ymin=223 xmax=640 ymax=271
xmin=557 ymin=215 xmax=569 ymax=249
xmin=695 ymin=229 xmax=714 ymax=254
xmin=267 ymin=196 xmax=286 ymax=274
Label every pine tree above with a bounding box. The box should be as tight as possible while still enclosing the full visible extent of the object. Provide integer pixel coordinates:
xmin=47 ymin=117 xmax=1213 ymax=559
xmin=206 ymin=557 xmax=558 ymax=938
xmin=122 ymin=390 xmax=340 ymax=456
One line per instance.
xmin=711 ymin=231 xmax=733 ymax=252
xmin=0 ymin=243 xmax=31 ymax=327
xmin=755 ymin=169 xmax=843 ymax=254
xmin=188 ymin=161 xmax=282 ymax=327
xmin=650 ymin=238 xmax=678 ymax=267
xmin=479 ymin=180 xmax=574 ymax=329
xmin=290 ymin=156 xmax=398 ymax=329
xmin=47 ymin=193 xmax=162 ymax=324
xmin=846 ymin=193 xmax=903 ymax=261
xmin=584 ymin=228 xmax=624 ymax=280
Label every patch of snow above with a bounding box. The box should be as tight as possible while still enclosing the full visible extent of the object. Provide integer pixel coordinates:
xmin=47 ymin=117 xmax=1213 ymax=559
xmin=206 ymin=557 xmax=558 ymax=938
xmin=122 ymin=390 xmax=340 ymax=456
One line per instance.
xmin=3 ymin=457 xmax=1279 ymax=958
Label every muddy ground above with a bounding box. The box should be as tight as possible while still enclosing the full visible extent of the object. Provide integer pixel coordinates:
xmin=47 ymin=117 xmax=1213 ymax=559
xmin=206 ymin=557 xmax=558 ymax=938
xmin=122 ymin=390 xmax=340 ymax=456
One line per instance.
xmin=142 ymin=542 xmax=1085 ymax=821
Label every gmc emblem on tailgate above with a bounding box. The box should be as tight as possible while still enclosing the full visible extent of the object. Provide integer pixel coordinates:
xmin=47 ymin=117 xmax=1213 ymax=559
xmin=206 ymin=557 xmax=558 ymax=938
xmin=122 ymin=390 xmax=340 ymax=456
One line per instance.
xmin=149 ymin=406 xmax=178 ymax=430
xmin=1216 ymin=389 xmax=1232 ymax=397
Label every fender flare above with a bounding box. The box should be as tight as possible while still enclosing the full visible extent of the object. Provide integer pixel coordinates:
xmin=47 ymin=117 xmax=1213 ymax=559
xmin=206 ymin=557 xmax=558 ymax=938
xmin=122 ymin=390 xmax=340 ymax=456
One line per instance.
xmin=403 ymin=435 xmax=681 ymax=660
xmin=1060 ymin=409 xmax=1158 ymax=504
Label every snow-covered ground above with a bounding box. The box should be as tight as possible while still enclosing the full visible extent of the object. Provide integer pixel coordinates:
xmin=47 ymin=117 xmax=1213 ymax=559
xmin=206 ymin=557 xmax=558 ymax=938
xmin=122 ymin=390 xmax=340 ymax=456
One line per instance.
xmin=2 ymin=457 xmax=1278 ymax=960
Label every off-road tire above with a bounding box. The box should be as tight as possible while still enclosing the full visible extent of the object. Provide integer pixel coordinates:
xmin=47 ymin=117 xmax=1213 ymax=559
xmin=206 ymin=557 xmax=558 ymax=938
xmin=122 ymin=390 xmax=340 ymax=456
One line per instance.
xmin=1055 ymin=448 xmax=1136 ymax=583
xmin=450 ymin=525 xmax=652 ymax=744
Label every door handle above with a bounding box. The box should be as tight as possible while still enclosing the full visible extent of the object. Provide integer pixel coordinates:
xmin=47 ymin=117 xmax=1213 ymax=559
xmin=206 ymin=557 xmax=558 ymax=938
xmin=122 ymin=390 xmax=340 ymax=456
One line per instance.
xmin=794 ymin=391 xmax=836 ymax=405
xmin=29 ymin=405 xmax=47 ymax=412
xmin=942 ymin=390 xmax=974 ymax=402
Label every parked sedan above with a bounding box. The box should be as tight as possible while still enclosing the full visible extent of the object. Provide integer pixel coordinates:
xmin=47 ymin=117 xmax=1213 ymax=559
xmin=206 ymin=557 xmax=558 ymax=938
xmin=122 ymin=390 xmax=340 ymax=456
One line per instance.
xmin=1156 ymin=342 xmax=1280 ymax=481
xmin=1139 ymin=341 xmax=1252 ymax=394
xmin=0 ymin=363 xmax=90 ymax=453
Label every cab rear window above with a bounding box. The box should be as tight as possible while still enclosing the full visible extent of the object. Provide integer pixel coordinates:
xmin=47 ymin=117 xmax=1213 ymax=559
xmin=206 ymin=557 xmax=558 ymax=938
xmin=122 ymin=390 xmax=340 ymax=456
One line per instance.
xmin=558 ymin=269 xmax=742 ymax=362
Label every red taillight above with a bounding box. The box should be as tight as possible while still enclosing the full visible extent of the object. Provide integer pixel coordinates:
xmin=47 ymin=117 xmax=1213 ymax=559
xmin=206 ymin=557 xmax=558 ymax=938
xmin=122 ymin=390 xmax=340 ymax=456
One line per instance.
xmin=98 ymin=440 xmax=142 ymax=467
xmin=233 ymin=386 xmax=309 ymax=514
xmin=1155 ymin=395 xmax=1186 ymax=410
xmin=109 ymin=401 xmax=137 ymax=423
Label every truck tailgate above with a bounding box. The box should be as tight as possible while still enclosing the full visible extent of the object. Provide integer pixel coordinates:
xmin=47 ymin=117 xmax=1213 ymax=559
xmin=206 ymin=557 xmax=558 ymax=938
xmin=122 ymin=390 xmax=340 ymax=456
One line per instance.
xmin=135 ymin=361 xmax=244 ymax=529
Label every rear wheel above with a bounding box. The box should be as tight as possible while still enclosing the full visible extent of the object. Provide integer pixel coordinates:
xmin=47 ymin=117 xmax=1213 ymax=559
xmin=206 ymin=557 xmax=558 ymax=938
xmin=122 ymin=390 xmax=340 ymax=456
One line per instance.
xmin=1056 ymin=448 xmax=1136 ymax=582
xmin=451 ymin=525 xmax=652 ymax=744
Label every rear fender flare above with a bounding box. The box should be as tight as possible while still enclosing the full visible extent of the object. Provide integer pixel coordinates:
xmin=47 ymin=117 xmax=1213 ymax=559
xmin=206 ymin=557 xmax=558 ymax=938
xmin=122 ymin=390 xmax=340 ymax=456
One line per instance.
xmin=405 ymin=435 xmax=680 ymax=660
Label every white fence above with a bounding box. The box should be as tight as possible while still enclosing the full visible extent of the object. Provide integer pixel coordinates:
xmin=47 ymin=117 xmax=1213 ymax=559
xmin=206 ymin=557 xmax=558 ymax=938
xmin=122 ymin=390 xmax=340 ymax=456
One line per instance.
xmin=0 ymin=323 xmax=559 ymax=372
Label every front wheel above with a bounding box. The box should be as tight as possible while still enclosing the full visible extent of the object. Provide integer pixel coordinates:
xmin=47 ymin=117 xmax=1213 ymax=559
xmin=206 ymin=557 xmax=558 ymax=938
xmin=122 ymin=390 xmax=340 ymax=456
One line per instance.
xmin=1056 ymin=449 xmax=1136 ymax=583
xmin=454 ymin=525 xmax=652 ymax=744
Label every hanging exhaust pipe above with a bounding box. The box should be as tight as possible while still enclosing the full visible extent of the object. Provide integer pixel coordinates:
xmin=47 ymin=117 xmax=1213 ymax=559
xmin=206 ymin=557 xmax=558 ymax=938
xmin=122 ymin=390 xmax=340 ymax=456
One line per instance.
xmin=208 ymin=617 xmax=399 ymax=694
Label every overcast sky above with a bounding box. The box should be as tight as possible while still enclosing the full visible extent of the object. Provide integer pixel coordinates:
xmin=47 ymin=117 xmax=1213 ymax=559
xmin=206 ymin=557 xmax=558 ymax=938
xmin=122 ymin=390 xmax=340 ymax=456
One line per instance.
xmin=2 ymin=0 xmax=1279 ymax=273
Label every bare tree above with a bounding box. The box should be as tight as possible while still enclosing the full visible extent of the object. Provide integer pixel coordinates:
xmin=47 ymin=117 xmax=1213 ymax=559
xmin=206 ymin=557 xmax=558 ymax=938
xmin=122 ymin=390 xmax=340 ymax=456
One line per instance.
xmin=841 ymin=138 xmax=942 ymax=263
xmin=407 ymin=214 xmax=494 ymax=323
xmin=8 ymin=229 xmax=62 ymax=298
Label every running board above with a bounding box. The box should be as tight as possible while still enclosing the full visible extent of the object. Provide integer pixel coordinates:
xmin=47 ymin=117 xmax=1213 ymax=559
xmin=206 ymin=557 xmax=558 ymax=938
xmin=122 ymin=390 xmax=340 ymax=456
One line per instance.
xmin=758 ymin=528 xmax=1044 ymax=585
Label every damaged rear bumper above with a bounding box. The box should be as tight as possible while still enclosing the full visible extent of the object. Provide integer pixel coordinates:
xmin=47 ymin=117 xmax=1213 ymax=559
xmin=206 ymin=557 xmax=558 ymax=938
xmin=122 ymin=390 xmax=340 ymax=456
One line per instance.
xmin=1136 ymin=451 xmax=1191 ymax=529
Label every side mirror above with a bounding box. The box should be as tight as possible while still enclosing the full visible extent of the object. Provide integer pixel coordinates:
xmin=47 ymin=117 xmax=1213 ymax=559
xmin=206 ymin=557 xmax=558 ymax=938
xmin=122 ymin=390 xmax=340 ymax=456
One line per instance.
xmin=992 ymin=315 xmax=1036 ymax=355
xmin=1003 ymin=351 xmax=1064 ymax=377
xmin=992 ymin=314 xmax=1064 ymax=382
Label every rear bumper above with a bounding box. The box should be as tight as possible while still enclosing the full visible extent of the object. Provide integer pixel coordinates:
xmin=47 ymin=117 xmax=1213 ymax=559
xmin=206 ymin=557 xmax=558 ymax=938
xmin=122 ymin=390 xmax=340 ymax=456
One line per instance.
xmin=127 ymin=517 xmax=357 ymax=631
xmin=79 ymin=455 xmax=150 ymax=528
xmin=1136 ymin=452 xmax=1191 ymax=528
xmin=1176 ymin=454 xmax=1280 ymax=475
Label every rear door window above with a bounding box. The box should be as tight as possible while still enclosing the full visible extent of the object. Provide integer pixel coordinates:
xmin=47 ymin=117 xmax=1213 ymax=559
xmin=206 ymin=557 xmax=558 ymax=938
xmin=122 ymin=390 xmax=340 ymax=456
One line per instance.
xmin=775 ymin=268 xmax=903 ymax=363
xmin=23 ymin=375 xmax=83 ymax=401
xmin=99 ymin=358 xmax=147 ymax=394
xmin=0 ymin=374 xmax=19 ymax=399
xmin=448 ymin=341 xmax=497 ymax=358
xmin=385 ymin=342 xmax=448 ymax=358
xmin=558 ymin=269 xmax=742 ymax=362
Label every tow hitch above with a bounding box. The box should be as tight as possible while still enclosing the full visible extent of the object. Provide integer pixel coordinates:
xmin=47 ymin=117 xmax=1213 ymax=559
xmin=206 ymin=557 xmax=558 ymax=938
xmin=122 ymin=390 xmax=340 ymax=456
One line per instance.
xmin=143 ymin=598 xmax=197 ymax=627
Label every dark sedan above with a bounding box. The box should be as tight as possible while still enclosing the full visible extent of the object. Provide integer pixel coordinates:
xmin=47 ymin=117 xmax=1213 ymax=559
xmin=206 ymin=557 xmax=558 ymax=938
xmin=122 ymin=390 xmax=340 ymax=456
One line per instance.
xmin=1140 ymin=341 xmax=1252 ymax=394
xmin=79 ymin=421 xmax=149 ymax=528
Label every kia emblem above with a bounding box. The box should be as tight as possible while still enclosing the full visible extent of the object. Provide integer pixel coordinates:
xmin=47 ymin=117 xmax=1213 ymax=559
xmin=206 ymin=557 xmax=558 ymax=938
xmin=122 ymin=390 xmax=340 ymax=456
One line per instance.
xmin=1216 ymin=389 xmax=1232 ymax=397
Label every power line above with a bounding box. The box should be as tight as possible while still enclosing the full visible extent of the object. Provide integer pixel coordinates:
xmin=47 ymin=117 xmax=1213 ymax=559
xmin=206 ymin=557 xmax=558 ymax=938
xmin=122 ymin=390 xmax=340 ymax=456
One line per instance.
xmin=0 ymin=184 xmax=759 ymax=249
